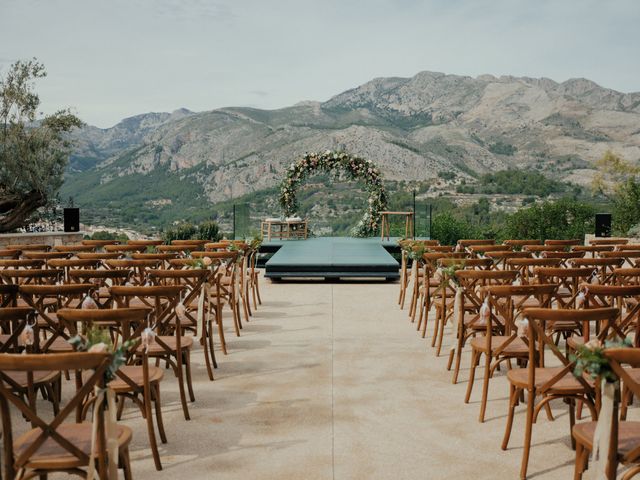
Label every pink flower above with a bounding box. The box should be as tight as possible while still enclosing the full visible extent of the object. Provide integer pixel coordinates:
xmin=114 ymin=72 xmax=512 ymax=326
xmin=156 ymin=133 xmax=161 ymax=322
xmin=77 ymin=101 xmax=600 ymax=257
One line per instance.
xmin=202 ymin=256 xmax=213 ymax=266
xmin=88 ymin=343 xmax=108 ymax=353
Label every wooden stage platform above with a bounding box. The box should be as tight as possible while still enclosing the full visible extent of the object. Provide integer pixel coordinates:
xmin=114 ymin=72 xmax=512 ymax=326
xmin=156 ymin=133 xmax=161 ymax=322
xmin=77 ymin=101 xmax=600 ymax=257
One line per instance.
xmin=262 ymin=237 xmax=401 ymax=280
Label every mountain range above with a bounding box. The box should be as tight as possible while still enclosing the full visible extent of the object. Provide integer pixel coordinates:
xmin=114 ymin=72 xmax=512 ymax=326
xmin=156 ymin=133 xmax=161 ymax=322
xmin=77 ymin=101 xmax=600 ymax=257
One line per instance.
xmin=61 ymin=70 xmax=640 ymax=230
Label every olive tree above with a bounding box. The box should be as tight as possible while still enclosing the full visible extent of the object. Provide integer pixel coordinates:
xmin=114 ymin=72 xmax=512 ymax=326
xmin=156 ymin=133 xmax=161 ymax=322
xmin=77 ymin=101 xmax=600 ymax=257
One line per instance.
xmin=0 ymin=59 xmax=83 ymax=232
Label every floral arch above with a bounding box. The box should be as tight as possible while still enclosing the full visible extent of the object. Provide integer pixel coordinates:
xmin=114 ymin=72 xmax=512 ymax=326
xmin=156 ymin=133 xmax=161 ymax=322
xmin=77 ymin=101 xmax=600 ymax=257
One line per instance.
xmin=279 ymin=150 xmax=388 ymax=237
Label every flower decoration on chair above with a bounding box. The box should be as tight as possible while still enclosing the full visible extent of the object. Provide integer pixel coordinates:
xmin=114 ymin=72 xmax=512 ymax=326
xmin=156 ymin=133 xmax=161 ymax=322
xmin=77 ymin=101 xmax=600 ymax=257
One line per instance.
xmin=571 ymin=336 xmax=633 ymax=383
xmin=279 ymin=151 xmax=388 ymax=237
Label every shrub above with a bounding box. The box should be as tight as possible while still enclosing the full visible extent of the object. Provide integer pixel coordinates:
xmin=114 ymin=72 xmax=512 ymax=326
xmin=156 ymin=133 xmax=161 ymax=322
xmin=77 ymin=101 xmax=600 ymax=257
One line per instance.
xmin=162 ymin=223 xmax=197 ymax=243
xmin=431 ymin=212 xmax=476 ymax=245
xmin=196 ymin=220 xmax=223 ymax=241
xmin=85 ymin=231 xmax=129 ymax=242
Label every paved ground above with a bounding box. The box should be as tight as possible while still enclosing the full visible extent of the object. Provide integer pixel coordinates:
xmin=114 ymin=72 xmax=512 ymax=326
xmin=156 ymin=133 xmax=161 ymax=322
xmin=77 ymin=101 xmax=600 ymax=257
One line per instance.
xmin=117 ymin=277 xmax=619 ymax=479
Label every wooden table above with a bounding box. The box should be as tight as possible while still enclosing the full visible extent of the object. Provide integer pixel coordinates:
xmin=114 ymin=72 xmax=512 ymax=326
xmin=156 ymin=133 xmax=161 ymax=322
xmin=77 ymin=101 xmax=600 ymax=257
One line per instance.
xmin=379 ymin=211 xmax=414 ymax=241
xmin=261 ymin=219 xmax=308 ymax=241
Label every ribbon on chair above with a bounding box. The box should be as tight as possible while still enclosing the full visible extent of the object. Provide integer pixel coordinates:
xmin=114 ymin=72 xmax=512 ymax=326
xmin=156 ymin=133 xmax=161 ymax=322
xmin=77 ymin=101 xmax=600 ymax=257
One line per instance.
xmin=592 ymin=379 xmax=617 ymax=480
xmin=86 ymin=386 xmax=118 ymax=480
xmin=449 ymin=286 xmax=463 ymax=352
xmin=197 ymin=282 xmax=211 ymax=340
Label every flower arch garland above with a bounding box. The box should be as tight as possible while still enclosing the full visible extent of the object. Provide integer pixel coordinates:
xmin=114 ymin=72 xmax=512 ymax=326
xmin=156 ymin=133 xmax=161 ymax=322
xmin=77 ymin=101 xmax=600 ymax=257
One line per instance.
xmin=279 ymin=150 xmax=388 ymax=237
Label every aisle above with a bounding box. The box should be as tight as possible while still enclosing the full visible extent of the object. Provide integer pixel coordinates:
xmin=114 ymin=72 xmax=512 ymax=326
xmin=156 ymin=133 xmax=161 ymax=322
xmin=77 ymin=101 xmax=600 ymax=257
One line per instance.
xmin=129 ymin=279 xmax=575 ymax=479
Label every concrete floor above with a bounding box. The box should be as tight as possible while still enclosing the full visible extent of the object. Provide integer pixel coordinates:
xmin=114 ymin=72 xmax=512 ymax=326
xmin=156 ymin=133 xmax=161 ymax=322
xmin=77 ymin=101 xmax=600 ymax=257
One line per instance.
xmin=121 ymin=277 xmax=618 ymax=479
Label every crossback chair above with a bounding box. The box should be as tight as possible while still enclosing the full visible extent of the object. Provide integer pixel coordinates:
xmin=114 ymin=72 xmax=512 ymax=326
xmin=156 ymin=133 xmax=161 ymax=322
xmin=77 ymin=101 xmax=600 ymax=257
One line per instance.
xmin=68 ymin=269 xmax=132 ymax=308
xmin=0 ymin=352 xmax=132 ymax=479
xmin=192 ymin=251 xmax=244 ymax=338
xmin=570 ymin=257 xmax=625 ymax=285
xmin=58 ymin=307 xmax=168 ymax=471
xmin=415 ymin=252 xmax=468 ymax=340
xmin=573 ymin=348 xmax=640 ymax=480
xmin=247 ymin=248 xmax=262 ymax=310
xmin=545 ymin=239 xmax=582 ymax=247
xmin=0 ymin=284 xmax=19 ymax=308
xmin=503 ymin=239 xmax=543 ymax=250
xmin=104 ymin=244 xmax=144 ymax=254
xmin=540 ymin=250 xmax=586 ymax=267
xmin=81 ymin=240 xmax=120 ymax=247
xmin=601 ymin=249 xmax=640 ymax=267
xmin=523 ymin=245 xmax=566 ymax=257
xmin=104 ymin=259 xmax=161 ymax=285
xmin=467 ymin=244 xmax=513 ymax=258
xmin=502 ymin=307 xmax=619 ymax=480
xmin=0 ymin=259 xmax=45 ymax=270
xmin=156 ymin=244 xmax=200 ymax=255
xmin=22 ymin=252 xmax=72 ymax=266
xmin=146 ymin=268 xmax=218 ymax=380
xmin=0 ymin=249 xmax=21 ymax=259
xmin=614 ymin=268 xmax=640 ymax=286
xmin=127 ymin=240 xmax=164 ymax=247
xmin=9 ymin=244 xmax=50 ymax=252
xmin=506 ymin=258 xmax=562 ymax=284
xmin=446 ymin=269 xmax=519 ymax=383
xmin=76 ymin=252 xmax=122 ymax=261
xmin=0 ymin=306 xmax=38 ymax=353
xmin=52 ymin=244 xmax=96 ymax=254
xmin=48 ymin=259 xmax=101 ymax=282
xmin=0 ymin=269 xmax=63 ymax=286
xmin=110 ymin=285 xmax=194 ymax=420
xmin=19 ymin=284 xmax=97 ymax=353
xmin=433 ymin=257 xmax=493 ymax=356
xmin=465 ymin=284 xmax=558 ymax=422
xmin=485 ymin=250 xmax=532 ymax=270
xmin=572 ymin=245 xmax=615 ymax=258
xmin=590 ymin=238 xmax=630 ymax=246
xmin=535 ymin=267 xmax=596 ymax=308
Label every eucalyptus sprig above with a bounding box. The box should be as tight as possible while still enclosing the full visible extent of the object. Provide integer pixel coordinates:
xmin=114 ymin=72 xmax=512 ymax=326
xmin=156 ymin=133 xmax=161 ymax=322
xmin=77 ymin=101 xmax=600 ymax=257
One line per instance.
xmin=571 ymin=337 xmax=633 ymax=383
xmin=441 ymin=262 xmax=465 ymax=286
xmin=69 ymin=327 xmax=139 ymax=383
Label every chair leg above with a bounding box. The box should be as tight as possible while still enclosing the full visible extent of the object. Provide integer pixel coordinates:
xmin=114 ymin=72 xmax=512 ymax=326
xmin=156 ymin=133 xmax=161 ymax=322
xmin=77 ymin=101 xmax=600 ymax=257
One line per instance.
xmin=620 ymin=385 xmax=631 ymax=421
xmin=569 ymin=399 xmax=576 ymax=450
xmin=479 ymin=353 xmax=491 ymax=423
xmin=174 ymin=355 xmax=190 ymax=421
xmin=120 ymin=447 xmax=133 ymax=480
xmin=184 ymin=350 xmax=196 ymax=402
xmin=519 ymin=389 xmax=536 ymax=480
xmin=153 ymin=383 xmax=167 ymax=444
xmin=144 ymin=386 xmax=162 ymax=471
xmin=451 ymin=335 xmax=464 ymax=384
xmin=255 ymin=276 xmax=262 ymax=305
xmin=465 ymin=350 xmax=478 ymax=403
xmin=502 ymin=385 xmax=518 ymax=450
xmin=202 ymin=322 xmax=215 ymax=381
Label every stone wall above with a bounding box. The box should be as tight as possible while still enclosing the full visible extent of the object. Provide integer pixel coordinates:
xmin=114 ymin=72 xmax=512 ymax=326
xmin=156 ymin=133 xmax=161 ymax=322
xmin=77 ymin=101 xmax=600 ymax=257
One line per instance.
xmin=0 ymin=231 xmax=86 ymax=248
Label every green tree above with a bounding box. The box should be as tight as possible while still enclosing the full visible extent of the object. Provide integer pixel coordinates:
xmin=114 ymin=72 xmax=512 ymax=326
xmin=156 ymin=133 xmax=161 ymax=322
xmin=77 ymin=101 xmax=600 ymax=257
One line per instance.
xmin=0 ymin=59 xmax=83 ymax=231
xmin=504 ymin=198 xmax=595 ymax=241
xmin=592 ymin=150 xmax=640 ymax=234
xmin=431 ymin=212 xmax=476 ymax=245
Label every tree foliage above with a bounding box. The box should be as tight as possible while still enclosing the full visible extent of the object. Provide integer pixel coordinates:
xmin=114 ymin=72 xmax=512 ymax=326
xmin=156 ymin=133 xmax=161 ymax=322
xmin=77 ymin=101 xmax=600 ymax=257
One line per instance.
xmin=592 ymin=150 xmax=640 ymax=235
xmin=504 ymin=198 xmax=595 ymax=241
xmin=0 ymin=58 xmax=83 ymax=232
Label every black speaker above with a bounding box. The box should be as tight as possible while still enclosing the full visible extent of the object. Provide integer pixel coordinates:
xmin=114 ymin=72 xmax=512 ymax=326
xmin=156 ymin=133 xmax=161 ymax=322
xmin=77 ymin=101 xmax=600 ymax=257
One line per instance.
xmin=595 ymin=213 xmax=612 ymax=238
xmin=63 ymin=208 xmax=80 ymax=232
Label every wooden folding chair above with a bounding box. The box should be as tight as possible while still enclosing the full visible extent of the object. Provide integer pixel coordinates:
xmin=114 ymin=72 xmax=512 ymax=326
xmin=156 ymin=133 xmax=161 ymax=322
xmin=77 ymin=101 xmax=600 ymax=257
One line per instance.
xmin=506 ymin=257 xmax=562 ymax=284
xmin=0 ymin=352 xmax=132 ymax=479
xmin=58 ymin=307 xmax=168 ymax=471
xmin=573 ymin=347 xmax=640 ymax=480
xmin=535 ymin=267 xmax=597 ymax=308
xmin=465 ymin=284 xmax=557 ymax=422
xmin=570 ymin=257 xmax=625 ymax=285
xmin=68 ymin=269 xmax=132 ymax=308
xmin=502 ymin=307 xmax=619 ymax=479
xmin=110 ymin=285 xmax=194 ymax=420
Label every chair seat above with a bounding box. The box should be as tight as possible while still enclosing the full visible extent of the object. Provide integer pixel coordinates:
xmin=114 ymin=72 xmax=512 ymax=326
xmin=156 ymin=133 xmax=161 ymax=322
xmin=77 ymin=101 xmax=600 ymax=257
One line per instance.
xmin=470 ymin=335 xmax=528 ymax=355
xmin=3 ymin=370 xmax=60 ymax=389
xmin=108 ymin=365 xmax=164 ymax=391
xmin=573 ymin=421 xmax=640 ymax=457
xmin=135 ymin=335 xmax=193 ymax=354
xmin=14 ymin=422 xmax=132 ymax=470
xmin=507 ymin=366 xmax=590 ymax=394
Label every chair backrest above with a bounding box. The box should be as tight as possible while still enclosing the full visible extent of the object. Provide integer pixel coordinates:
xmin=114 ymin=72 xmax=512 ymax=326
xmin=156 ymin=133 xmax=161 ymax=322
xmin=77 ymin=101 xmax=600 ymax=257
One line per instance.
xmin=0 ymin=249 xmax=21 ymax=259
xmin=457 ymin=239 xmax=495 ymax=248
xmin=76 ymin=252 xmax=122 ymax=260
xmin=613 ymin=268 xmax=640 ymax=286
xmin=81 ymin=239 xmax=120 ymax=247
xmin=0 ymin=284 xmax=19 ymax=307
xmin=615 ymin=244 xmax=640 ymax=251
xmin=0 ymin=352 xmax=111 ymax=478
xmin=57 ymin=307 xmax=151 ymax=339
xmin=590 ymin=238 xmax=629 ymax=246
xmin=438 ymin=258 xmax=493 ymax=270
xmin=0 ymin=269 xmax=63 ymax=285
xmin=545 ymin=239 xmax=582 ymax=246
xmin=9 ymin=244 xmax=51 ymax=252
xmin=535 ymin=267 xmax=597 ymax=307
xmin=521 ymin=307 xmax=619 ymax=382
xmin=22 ymin=251 xmax=71 ymax=261
xmin=52 ymin=244 xmax=95 ymax=253
xmin=109 ymin=285 xmax=184 ymax=330
xmin=127 ymin=240 xmax=164 ymax=246
xmin=0 ymin=259 xmax=45 ymax=269
xmin=580 ymin=284 xmax=640 ymax=340
xmin=0 ymin=307 xmax=37 ymax=352
xmin=503 ymin=239 xmax=542 ymax=247
xmin=172 ymin=239 xmax=208 ymax=247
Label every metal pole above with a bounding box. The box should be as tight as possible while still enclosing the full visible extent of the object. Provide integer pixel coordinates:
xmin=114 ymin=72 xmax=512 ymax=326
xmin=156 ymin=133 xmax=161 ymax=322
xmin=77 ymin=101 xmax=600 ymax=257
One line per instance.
xmin=412 ymin=189 xmax=416 ymax=239
xmin=428 ymin=204 xmax=432 ymax=240
xmin=232 ymin=204 xmax=236 ymax=240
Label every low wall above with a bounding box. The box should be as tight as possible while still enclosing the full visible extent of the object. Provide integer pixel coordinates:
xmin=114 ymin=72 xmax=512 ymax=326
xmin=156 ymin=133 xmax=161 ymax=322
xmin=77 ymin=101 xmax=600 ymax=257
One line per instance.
xmin=0 ymin=231 xmax=86 ymax=248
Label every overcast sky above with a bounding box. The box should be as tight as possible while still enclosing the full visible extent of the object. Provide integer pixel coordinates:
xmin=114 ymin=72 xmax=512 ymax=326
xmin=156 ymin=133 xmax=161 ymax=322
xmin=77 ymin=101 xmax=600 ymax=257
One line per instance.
xmin=1 ymin=0 xmax=638 ymax=128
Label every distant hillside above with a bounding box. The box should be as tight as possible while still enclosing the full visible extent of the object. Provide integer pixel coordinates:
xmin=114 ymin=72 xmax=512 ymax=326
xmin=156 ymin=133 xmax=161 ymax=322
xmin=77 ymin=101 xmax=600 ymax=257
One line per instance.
xmin=61 ymin=71 xmax=640 ymax=231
